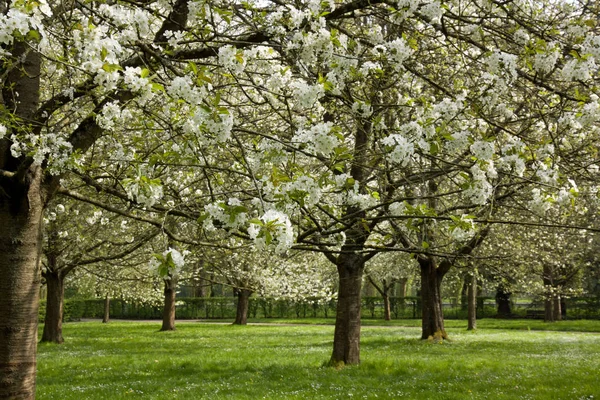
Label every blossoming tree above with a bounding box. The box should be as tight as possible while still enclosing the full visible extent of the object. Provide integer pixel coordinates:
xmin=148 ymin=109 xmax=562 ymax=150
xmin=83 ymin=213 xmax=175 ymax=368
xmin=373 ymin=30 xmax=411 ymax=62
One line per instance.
xmin=1 ymin=0 xmax=599 ymax=395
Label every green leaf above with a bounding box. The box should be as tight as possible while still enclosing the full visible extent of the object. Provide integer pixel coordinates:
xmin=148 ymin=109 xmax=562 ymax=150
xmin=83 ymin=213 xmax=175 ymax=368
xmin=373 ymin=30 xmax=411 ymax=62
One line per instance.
xmin=197 ymin=213 xmax=210 ymax=224
xmin=100 ymin=47 xmax=108 ymax=61
xmin=26 ymin=29 xmax=41 ymax=42
xmin=101 ymin=63 xmax=123 ymax=73
xmin=264 ymin=230 xmax=273 ymax=245
xmin=151 ymin=83 xmax=165 ymax=92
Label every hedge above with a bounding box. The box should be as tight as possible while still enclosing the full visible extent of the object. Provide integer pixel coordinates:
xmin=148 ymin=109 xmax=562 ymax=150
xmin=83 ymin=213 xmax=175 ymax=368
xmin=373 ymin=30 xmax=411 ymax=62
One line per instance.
xmin=38 ymin=296 xmax=600 ymax=322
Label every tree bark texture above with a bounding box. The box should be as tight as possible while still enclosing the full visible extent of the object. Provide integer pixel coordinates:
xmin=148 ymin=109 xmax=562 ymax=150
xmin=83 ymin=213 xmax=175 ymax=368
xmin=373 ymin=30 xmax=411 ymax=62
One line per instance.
xmin=330 ymin=254 xmax=364 ymax=365
xmin=419 ymin=259 xmax=448 ymax=340
xmin=102 ymin=295 xmax=110 ymax=323
xmin=0 ymin=170 xmax=44 ymax=399
xmin=467 ymin=273 xmax=477 ymax=331
xmin=233 ymin=289 xmax=252 ymax=325
xmin=40 ymin=271 xmax=65 ymax=344
xmin=160 ymin=277 xmax=177 ymax=331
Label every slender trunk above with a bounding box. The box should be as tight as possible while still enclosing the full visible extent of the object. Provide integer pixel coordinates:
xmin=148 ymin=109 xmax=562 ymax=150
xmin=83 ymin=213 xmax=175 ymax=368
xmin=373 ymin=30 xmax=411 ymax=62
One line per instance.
xmin=543 ymin=265 xmax=553 ymax=322
xmin=397 ymin=277 xmax=408 ymax=297
xmin=102 ymin=295 xmax=110 ymax=323
xmin=383 ymin=293 xmax=391 ymax=321
xmin=160 ymin=277 xmax=177 ymax=331
xmin=40 ymin=271 xmax=65 ymax=344
xmin=460 ymin=276 xmax=469 ymax=311
xmin=553 ymin=296 xmax=562 ymax=321
xmin=467 ymin=273 xmax=477 ymax=331
xmin=0 ymin=171 xmax=44 ymax=399
xmin=544 ymin=298 xmax=554 ymax=322
xmin=233 ymin=289 xmax=252 ymax=325
xmin=495 ymin=285 xmax=512 ymax=318
xmin=419 ymin=258 xmax=447 ymax=340
xmin=330 ymin=254 xmax=364 ymax=366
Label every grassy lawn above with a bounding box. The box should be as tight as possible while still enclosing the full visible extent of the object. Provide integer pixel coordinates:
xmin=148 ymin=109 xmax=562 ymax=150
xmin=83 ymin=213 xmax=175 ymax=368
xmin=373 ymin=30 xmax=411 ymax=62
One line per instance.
xmin=37 ymin=320 xmax=600 ymax=399
xmin=246 ymin=317 xmax=600 ymax=332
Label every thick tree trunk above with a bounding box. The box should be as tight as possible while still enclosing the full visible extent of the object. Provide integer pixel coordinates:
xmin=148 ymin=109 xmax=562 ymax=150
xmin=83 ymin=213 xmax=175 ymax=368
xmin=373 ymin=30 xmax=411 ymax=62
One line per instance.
xmin=330 ymin=254 xmax=364 ymax=366
xmin=233 ymin=289 xmax=252 ymax=325
xmin=160 ymin=277 xmax=177 ymax=331
xmin=0 ymin=172 xmax=44 ymax=399
xmin=467 ymin=273 xmax=477 ymax=331
xmin=102 ymin=295 xmax=110 ymax=323
xmin=495 ymin=285 xmax=512 ymax=318
xmin=41 ymin=271 xmax=65 ymax=344
xmin=0 ymin=29 xmax=45 ymax=399
xmin=419 ymin=259 xmax=448 ymax=340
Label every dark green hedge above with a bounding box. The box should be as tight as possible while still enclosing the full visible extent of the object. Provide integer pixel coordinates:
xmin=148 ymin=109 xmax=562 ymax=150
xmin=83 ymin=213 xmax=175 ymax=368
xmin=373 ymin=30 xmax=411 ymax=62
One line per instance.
xmin=38 ymin=296 xmax=600 ymax=322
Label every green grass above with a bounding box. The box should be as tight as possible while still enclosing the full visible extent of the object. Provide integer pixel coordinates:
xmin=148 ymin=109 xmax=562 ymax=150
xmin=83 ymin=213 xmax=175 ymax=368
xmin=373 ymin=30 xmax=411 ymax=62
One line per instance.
xmin=37 ymin=320 xmax=600 ymax=399
xmin=245 ymin=317 xmax=600 ymax=332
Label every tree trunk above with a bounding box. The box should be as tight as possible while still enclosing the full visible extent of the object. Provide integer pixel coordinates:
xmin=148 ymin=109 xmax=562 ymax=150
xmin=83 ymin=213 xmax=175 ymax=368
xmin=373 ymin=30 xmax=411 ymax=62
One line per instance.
xmin=553 ymin=296 xmax=562 ymax=321
xmin=102 ymin=295 xmax=110 ymax=323
xmin=495 ymin=285 xmax=512 ymax=318
xmin=0 ymin=33 xmax=44 ymax=399
xmin=40 ymin=271 xmax=65 ymax=344
xmin=383 ymin=293 xmax=391 ymax=321
xmin=397 ymin=277 xmax=408 ymax=297
xmin=542 ymin=265 xmax=554 ymax=322
xmin=544 ymin=298 xmax=554 ymax=322
xmin=330 ymin=254 xmax=364 ymax=366
xmin=160 ymin=277 xmax=177 ymax=331
xmin=233 ymin=289 xmax=252 ymax=325
xmin=419 ymin=258 xmax=448 ymax=340
xmin=0 ymin=171 xmax=44 ymax=399
xmin=460 ymin=276 xmax=469 ymax=311
xmin=467 ymin=273 xmax=477 ymax=331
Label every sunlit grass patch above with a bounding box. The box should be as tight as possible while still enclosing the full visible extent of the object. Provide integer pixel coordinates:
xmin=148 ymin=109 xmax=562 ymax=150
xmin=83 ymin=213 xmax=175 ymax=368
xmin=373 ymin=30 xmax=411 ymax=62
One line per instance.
xmin=37 ymin=321 xmax=600 ymax=399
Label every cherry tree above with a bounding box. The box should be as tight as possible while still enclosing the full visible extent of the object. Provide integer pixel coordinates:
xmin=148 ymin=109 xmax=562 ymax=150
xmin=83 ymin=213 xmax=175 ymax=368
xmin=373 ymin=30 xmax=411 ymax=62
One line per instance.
xmin=365 ymin=252 xmax=417 ymax=320
xmin=41 ymin=199 xmax=158 ymax=343
xmin=1 ymin=0 xmax=600 ymax=395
